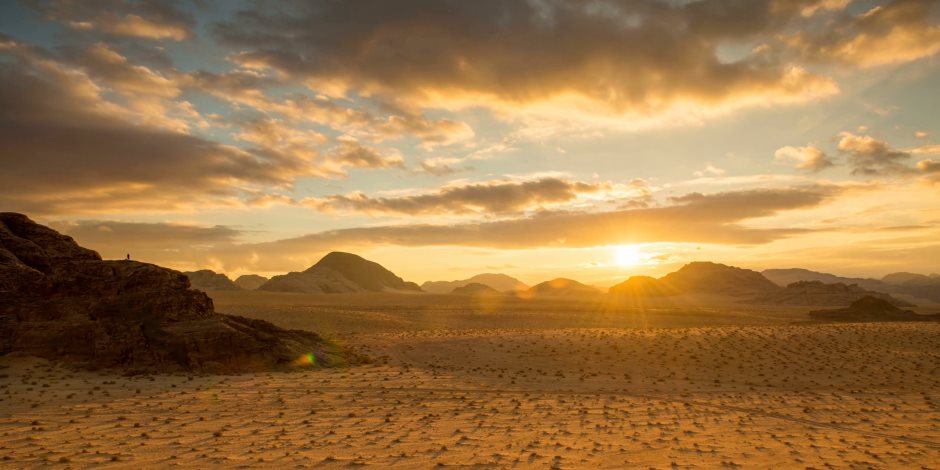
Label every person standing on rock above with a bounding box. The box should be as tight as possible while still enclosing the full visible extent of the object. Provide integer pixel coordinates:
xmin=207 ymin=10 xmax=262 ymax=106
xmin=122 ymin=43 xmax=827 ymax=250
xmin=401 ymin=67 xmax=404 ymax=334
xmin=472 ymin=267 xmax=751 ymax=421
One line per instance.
xmin=126 ymin=254 xmax=130 ymax=260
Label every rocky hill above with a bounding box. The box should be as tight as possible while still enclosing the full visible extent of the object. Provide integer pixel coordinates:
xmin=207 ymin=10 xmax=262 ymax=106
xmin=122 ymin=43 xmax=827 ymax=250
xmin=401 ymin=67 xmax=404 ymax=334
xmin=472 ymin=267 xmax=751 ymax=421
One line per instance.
xmin=0 ymin=212 xmax=353 ymax=372
xmin=610 ymin=262 xmax=779 ymax=297
xmin=259 ymin=252 xmax=422 ymax=294
xmin=234 ymin=274 xmax=268 ymax=290
xmin=423 ymin=273 xmax=529 ymax=294
xmin=523 ymin=278 xmax=600 ymax=297
xmin=810 ymin=296 xmax=940 ymax=322
xmin=451 ymin=282 xmax=502 ymax=296
xmin=183 ymin=269 xmax=242 ymax=291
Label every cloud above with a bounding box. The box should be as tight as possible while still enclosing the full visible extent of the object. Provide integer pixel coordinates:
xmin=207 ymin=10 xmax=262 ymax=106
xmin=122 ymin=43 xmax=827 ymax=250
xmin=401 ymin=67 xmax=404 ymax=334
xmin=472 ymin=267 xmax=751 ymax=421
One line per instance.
xmin=55 ymin=184 xmax=849 ymax=273
xmin=420 ymin=157 xmax=464 ymax=176
xmin=212 ymin=0 xmax=838 ymax=122
xmin=32 ymin=0 xmax=195 ymax=41
xmin=301 ymin=177 xmax=612 ymax=216
xmin=774 ymin=145 xmax=834 ymax=172
xmin=837 ymin=132 xmax=912 ymax=175
xmin=0 ymin=45 xmax=318 ymax=216
xmin=328 ymin=139 xmax=406 ymax=172
xmin=187 ymin=70 xmax=474 ymax=147
xmin=785 ymin=0 xmax=940 ymax=67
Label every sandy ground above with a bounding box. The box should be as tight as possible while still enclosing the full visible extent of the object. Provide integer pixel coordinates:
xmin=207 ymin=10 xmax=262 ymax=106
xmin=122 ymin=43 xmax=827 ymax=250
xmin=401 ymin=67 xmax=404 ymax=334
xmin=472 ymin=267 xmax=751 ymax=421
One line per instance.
xmin=2 ymin=292 xmax=939 ymax=468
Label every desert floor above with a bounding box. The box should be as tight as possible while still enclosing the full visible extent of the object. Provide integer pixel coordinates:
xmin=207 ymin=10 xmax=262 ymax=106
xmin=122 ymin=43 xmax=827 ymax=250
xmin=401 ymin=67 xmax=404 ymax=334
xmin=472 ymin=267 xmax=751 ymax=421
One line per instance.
xmin=2 ymin=292 xmax=939 ymax=468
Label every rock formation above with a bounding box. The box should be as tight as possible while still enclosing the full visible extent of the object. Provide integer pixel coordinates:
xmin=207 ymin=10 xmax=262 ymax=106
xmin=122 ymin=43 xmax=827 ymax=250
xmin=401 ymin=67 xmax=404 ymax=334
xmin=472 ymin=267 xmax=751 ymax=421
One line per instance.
xmin=423 ymin=273 xmax=529 ymax=294
xmin=0 ymin=213 xmax=352 ymax=373
xmin=234 ymin=274 xmax=269 ymax=290
xmin=259 ymin=252 xmax=422 ymax=294
xmin=810 ymin=296 xmax=940 ymax=322
xmin=183 ymin=269 xmax=242 ymax=291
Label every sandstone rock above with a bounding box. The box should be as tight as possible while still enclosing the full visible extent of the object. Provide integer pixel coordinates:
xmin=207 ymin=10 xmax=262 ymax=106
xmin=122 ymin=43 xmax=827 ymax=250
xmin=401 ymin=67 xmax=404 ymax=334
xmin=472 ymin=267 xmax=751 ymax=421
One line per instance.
xmin=0 ymin=212 xmax=353 ymax=373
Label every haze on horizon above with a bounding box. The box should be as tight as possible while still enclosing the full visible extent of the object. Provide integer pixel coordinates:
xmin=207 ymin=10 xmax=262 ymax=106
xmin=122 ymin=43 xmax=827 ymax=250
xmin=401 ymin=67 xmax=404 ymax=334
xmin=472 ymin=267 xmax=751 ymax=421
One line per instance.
xmin=1 ymin=0 xmax=939 ymax=286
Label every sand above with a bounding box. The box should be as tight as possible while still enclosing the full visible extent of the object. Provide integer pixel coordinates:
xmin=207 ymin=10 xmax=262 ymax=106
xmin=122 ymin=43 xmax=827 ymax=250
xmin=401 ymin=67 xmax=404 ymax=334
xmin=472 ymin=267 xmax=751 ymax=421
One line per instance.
xmin=2 ymin=291 xmax=939 ymax=468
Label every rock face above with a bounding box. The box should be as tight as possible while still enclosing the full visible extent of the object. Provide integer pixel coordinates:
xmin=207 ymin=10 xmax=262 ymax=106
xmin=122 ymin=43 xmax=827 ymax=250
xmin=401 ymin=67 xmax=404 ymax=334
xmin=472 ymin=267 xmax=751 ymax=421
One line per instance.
xmin=747 ymin=281 xmax=913 ymax=307
xmin=184 ymin=269 xmax=242 ymax=291
xmin=259 ymin=252 xmax=422 ymax=294
xmin=450 ymin=282 xmax=502 ymax=296
xmin=610 ymin=262 xmax=779 ymax=297
xmin=234 ymin=274 xmax=269 ymax=290
xmin=810 ymin=296 xmax=940 ymax=322
xmin=423 ymin=273 xmax=529 ymax=294
xmin=523 ymin=278 xmax=600 ymax=298
xmin=0 ymin=213 xmax=350 ymax=372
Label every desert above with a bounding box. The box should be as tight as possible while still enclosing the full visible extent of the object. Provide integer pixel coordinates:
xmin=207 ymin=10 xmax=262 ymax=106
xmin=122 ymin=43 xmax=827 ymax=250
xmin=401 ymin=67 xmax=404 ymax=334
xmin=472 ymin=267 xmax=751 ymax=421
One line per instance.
xmin=3 ymin=215 xmax=940 ymax=468
xmin=4 ymin=1 xmax=940 ymax=467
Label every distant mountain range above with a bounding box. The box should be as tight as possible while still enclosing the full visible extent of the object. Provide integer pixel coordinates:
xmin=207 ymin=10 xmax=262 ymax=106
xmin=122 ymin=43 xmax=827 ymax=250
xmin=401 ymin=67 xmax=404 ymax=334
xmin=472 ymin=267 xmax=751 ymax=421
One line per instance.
xmin=182 ymin=253 xmax=939 ymax=307
xmin=763 ymin=268 xmax=940 ymax=303
xmin=258 ymin=252 xmax=422 ymax=294
xmin=422 ymin=273 xmax=529 ymax=294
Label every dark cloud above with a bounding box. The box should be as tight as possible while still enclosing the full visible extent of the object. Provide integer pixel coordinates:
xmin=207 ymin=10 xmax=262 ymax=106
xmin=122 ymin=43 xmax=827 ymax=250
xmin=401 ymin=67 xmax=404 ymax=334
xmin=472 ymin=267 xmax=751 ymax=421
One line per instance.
xmin=0 ymin=57 xmax=300 ymax=215
xmin=212 ymin=0 xmax=837 ymax=116
xmin=302 ymin=177 xmax=611 ymax=215
xmin=785 ymin=0 xmax=940 ymax=67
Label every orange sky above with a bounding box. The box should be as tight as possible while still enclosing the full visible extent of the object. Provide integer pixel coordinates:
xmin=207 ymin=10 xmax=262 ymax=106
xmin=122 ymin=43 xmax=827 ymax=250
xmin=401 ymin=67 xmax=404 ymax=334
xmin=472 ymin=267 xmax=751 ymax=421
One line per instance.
xmin=1 ymin=0 xmax=939 ymax=285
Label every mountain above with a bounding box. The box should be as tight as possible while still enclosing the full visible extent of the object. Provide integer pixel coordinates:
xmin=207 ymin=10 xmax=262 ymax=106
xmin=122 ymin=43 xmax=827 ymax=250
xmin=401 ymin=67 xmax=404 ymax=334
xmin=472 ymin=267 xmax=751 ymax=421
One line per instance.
xmin=235 ymin=274 xmax=268 ymax=290
xmin=259 ymin=252 xmax=423 ymax=294
xmin=451 ymin=282 xmax=502 ymax=296
xmin=748 ymin=281 xmax=913 ymax=307
xmin=882 ymin=272 xmax=935 ymax=286
xmin=810 ymin=296 xmax=940 ymax=322
xmin=184 ymin=269 xmax=242 ymax=291
xmin=422 ymin=273 xmax=529 ymax=294
xmin=610 ymin=262 xmax=779 ymax=297
xmin=763 ymin=268 xmax=880 ymax=289
xmin=523 ymin=278 xmax=601 ymax=297
xmin=763 ymin=268 xmax=940 ymax=303
xmin=0 ymin=212 xmax=352 ymax=372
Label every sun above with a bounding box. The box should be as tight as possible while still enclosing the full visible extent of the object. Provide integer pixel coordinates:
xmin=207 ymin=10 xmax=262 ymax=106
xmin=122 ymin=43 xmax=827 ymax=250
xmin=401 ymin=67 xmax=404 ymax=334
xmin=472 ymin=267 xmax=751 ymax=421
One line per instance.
xmin=612 ymin=245 xmax=644 ymax=267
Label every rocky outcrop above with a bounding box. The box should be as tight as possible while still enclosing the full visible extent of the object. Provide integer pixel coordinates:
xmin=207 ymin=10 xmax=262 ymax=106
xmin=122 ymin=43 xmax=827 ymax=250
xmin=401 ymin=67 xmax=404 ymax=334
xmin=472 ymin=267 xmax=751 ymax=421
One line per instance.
xmin=747 ymin=281 xmax=913 ymax=307
xmin=259 ymin=251 xmax=423 ymax=294
xmin=423 ymin=273 xmax=529 ymax=294
xmin=810 ymin=296 xmax=940 ymax=322
xmin=184 ymin=269 xmax=242 ymax=291
xmin=234 ymin=274 xmax=268 ymax=290
xmin=0 ymin=213 xmax=352 ymax=373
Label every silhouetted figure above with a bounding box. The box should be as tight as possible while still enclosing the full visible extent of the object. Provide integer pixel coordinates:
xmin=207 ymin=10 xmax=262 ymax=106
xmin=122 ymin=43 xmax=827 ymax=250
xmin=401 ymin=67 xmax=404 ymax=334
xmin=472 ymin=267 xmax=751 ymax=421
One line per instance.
xmin=126 ymin=254 xmax=130 ymax=261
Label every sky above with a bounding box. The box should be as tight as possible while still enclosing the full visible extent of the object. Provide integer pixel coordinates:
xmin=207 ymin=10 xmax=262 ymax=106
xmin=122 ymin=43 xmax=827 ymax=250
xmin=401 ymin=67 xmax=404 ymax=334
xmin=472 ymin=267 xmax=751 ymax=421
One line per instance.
xmin=1 ymin=0 xmax=939 ymax=286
